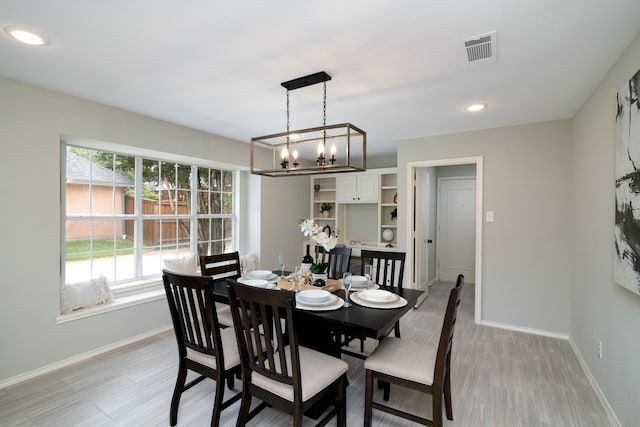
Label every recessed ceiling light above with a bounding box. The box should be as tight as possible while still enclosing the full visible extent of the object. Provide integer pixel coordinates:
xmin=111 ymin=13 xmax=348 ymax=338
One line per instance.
xmin=4 ymin=26 xmax=51 ymax=46
xmin=466 ymin=103 xmax=487 ymax=112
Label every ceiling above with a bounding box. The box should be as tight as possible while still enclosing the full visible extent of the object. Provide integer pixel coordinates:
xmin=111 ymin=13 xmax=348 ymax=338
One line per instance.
xmin=1 ymin=1 xmax=639 ymax=159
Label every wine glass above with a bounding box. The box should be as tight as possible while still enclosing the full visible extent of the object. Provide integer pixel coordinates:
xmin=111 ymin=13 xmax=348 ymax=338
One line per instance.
xmin=278 ymin=254 xmax=285 ymax=278
xmin=290 ymin=265 xmax=301 ymax=291
xmin=343 ymin=272 xmax=352 ymax=307
xmin=364 ymin=264 xmax=372 ymax=287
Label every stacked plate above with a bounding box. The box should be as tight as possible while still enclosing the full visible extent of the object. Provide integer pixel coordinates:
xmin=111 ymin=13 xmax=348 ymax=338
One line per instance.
xmin=296 ymin=290 xmax=337 ymax=308
xmin=348 ymin=275 xmax=372 ymax=290
xmin=358 ymin=289 xmax=399 ymax=303
xmin=238 ymin=278 xmax=277 ymax=289
xmin=245 ymin=270 xmax=278 ymax=282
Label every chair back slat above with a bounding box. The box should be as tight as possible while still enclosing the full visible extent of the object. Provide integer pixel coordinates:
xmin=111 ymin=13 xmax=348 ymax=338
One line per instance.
xmin=200 ymin=251 xmax=242 ymax=281
xmin=327 ymin=246 xmax=352 ymax=279
xmin=360 ymin=250 xmax=406 ymax=288
xmin=162 ymin=270 xmax=224 ymax=363
xmin=228 ymin=280 xmax=299 ymax=389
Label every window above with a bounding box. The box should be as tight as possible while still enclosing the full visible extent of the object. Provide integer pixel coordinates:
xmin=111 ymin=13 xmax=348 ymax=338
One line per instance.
xmin=63 ymin=144 xmax=236 ymax=288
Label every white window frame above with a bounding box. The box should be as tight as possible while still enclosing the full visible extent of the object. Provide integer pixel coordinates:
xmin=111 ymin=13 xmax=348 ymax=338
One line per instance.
xmin=60 ymin=138 xmax=240 ymax=315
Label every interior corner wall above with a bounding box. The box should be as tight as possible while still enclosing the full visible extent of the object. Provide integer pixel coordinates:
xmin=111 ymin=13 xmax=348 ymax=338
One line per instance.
xmin=397 ymin=120 xmax=572 ymax=334
xmin=259 ymin=175 xmax=310 ymax=271
xmin=571 ymin=32 xmax=640 ymax=427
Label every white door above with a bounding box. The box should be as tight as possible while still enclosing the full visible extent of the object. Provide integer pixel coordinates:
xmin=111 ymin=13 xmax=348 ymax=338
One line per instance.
xmin=437 ymin=178 xmax=476 ymax=283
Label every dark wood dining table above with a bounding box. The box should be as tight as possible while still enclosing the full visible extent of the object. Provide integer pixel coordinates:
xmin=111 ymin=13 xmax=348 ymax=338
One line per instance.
xmin=214 ymin=278 xmax=423 ymax=358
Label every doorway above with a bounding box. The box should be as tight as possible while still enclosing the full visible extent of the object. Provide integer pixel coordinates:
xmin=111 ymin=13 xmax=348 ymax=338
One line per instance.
xmin=406 ymin=157 xmax=483 ymax=323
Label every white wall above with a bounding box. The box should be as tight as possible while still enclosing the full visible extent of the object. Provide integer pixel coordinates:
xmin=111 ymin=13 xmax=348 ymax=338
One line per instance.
xmin=398 ymin=120 xmax=573 ymax=334
xmin=571 ymin=32 xmax=640 ymax=427
xmin=0 ymin=76 xmax=309 ymax=383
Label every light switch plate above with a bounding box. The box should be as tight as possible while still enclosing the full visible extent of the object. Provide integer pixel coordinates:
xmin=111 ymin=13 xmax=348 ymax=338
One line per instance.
xmin=486 ymin=211 xmax=494 ymax=222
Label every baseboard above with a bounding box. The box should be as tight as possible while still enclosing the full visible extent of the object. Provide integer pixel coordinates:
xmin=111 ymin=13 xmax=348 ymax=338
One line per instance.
xmin=0 ymin=325 xmax=172 ymax=390
xmin=480 ymin=320 xmax=569 ymax=340
xmin=568 ymin=339 xmax=622 ymax=427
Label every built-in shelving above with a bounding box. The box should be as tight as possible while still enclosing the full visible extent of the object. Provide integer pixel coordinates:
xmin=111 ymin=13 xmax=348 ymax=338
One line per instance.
xmin=309 ymin=168 xmax=398 ymax=251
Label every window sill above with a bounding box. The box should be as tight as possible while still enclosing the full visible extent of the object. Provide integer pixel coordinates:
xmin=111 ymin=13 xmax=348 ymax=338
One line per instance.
xmin=56 ymin=279 xmax=165 ymax=324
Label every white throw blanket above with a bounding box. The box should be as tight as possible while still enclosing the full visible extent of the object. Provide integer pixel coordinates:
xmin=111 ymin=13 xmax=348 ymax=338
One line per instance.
xmin=60 ymin=275 xmax=113 ymax=314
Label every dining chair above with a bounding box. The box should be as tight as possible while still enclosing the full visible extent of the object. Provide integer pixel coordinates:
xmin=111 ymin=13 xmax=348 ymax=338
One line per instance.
xmin=162 ymin=270 xmax=242 ymax=427
xmin=363 ymin=275 xmax=464 ymax=427
xmin=361 ymin=249 xmax=406 ymax=338
xmin=200 ymin=251 xmax=242 ymax=327
xmin=327 ymin=246 xmax=352 ymax=279
xmin=227 ymin=279 xmax=349 ymax=427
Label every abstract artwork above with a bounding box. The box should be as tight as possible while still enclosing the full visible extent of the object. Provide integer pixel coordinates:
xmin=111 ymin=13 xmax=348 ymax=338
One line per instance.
xmin=615 ymin=68 xmax=640 ymax=296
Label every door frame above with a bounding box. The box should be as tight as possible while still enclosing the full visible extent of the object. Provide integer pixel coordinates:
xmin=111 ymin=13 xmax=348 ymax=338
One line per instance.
xmin=406 ymin=156 xmax=483 ymax=324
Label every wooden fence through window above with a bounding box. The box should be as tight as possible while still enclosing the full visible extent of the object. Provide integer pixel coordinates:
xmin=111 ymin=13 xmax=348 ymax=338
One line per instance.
xmin=124 ymin=196 xmax=190 ymax=246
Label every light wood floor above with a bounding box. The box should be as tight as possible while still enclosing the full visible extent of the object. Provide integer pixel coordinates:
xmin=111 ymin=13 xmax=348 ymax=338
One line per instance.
xmin=0 ymin=282 xmax=611 ymax=426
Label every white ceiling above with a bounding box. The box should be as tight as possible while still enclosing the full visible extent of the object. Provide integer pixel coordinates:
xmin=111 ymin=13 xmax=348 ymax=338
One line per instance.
xmin=1 ymin=1 xmax=639 ymax=159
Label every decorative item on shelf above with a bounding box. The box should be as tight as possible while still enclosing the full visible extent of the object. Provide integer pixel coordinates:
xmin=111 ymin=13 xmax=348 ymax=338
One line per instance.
xmin=250 ymin=71 xmax=366 ymax=177
xmin=320 ymin=202 xmax=332 ymax=218
xmin=299 ymin=218 xmax=340 ymax=276
xmin=383 ymin=228 xmax=395 ymax=242
xmin=390 ymin=207 xmax=397 ymax=223
xmin=394 ymin=192 xmax=397 ymax=203
xmin=314 ymin=183 xmax=320 ymax=197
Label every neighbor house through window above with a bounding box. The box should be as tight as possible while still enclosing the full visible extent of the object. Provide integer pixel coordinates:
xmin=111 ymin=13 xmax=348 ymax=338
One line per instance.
xmin=63 ymin=144 xmax=236 ymax=289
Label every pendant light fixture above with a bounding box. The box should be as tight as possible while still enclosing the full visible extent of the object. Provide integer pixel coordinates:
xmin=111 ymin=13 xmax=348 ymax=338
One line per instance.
xmin=250 ymin=71 xmax=366 ymax=177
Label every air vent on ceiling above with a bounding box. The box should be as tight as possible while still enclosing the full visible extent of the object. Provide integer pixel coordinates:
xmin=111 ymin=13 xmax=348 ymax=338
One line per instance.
xmin=462 ymin=31 xmax=497 ymax=64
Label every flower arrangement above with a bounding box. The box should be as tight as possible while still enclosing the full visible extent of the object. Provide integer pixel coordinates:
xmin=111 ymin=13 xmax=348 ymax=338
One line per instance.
xmin=299 ymin=219 xmax=338 ymax=274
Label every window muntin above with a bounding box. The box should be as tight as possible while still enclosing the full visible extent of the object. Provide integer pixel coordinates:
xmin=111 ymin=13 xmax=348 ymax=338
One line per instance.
xmin=64 ymin=145 xmax=236 ymax=287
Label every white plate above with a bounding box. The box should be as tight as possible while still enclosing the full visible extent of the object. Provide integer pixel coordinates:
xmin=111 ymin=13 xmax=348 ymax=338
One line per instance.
xmin=298 ymin=289 xmax=331 ymax=304
xmin=296 ymin=295 xmax=344 ymax=311
xmin=359 ymin=289 xmax=399 ymax=303
xmin=296 ymin=293 xmax=337 ymax=307
xmin=350 ymin=275 xmax=369 ymax=286
xmin=340 ymin=279 xmax=378 ymax=290
xmin=350 ymin=292 xmax=408 ymax=309
xmin=238 ymin=278 xmax=277 ymax=289
xmin=247 ymin=270 xmax=273 ymax=279
xmin=244 ymin=273 xmax=278 ymax=282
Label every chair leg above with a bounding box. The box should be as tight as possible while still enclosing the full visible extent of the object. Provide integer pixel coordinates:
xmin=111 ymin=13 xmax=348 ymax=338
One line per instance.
xmin=364 ymin=370 xmax=374 ymax=427
xmin=432 ymin=391 xmax=443 ymax=427
xmin=336 ymin=376 xmax=347 ymax=427
xmin=226 ymin=373 xmax=235 ymax=390
xmin=383 ymin=382 xmax=390 ymax=401
xmin=394 ymin=321 xmax=401 ymax=338
xmin=293 ymin=406 xmax=303 ymax=427
xmin=236 ymin=391 xmax=251 ymax=427
xmin=210 ymin=378 xmax=225 ymax=427
xmin=170 ymin=362 xmax=188 ymax=426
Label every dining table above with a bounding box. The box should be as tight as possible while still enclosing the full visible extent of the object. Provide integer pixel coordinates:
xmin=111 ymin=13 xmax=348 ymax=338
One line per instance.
xmin=214 ymin=274 xmax=424 ymax=359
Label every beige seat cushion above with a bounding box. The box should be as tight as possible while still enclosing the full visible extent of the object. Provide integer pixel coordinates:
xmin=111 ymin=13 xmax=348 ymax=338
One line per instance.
xmin=252 ymin=346 xmax=348 ymax=402
xmin=186 ymin=326 xmax=240 ymax=371
xmin=364 ymin=337 xmax=436 ymax=386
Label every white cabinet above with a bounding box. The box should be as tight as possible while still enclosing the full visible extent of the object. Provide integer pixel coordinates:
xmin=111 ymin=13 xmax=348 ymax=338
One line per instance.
xmin=336 ymin=173 xmax=379 ymax=203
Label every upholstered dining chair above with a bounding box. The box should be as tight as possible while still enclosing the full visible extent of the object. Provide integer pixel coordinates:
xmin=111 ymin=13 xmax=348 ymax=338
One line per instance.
xmin=199 ymin=251 xmax=242 ymax=327
xmin=327 ymin=246 xmax=352 ymax=279
xmin=162 ymin=270 xmax=242 ymax=427
xmin=363 ymin=275 xmax=464 ymax=427
xmin=227 ymin=279 xmax=349 ymax=427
